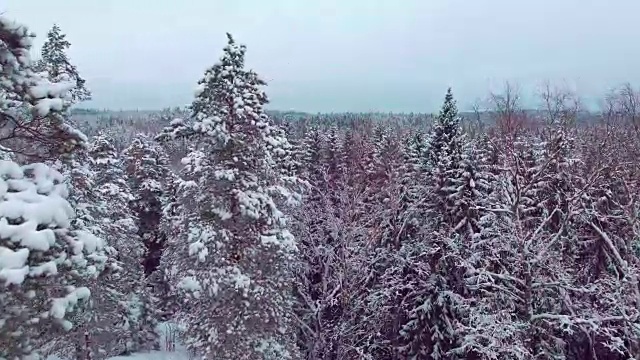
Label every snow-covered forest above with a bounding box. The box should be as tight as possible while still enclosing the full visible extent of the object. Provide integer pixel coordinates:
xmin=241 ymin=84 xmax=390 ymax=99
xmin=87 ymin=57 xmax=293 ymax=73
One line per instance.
xmin=3 ymin=12 xmax=640 ymax=360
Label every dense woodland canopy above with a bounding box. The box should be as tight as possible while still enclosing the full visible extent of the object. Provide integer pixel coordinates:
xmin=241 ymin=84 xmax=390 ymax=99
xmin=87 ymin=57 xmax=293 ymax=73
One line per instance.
xmin=3 ymin=14 xmax=640 ymax=360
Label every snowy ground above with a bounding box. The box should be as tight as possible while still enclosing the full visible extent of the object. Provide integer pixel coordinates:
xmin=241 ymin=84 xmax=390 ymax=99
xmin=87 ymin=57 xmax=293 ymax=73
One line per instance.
xmin=48 ymin=350 xmax=190 ymax=360
xmin=46 ymin=322 xmax=192 ymax=360
xmin=101 ymin=350 xmax=190 ymax=360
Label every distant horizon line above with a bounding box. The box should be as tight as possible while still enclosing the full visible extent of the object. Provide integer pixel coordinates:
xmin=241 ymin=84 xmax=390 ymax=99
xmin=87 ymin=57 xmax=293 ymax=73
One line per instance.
xmin=70 ymin=107 xmax=600 ymax=116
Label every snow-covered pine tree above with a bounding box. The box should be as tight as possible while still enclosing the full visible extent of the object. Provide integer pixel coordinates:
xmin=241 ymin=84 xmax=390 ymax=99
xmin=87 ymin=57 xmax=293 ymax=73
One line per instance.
xmin=272 ymin=121 xmax=301 ymax=180
xmin=47 ymin=143 xmax=119 ymax=359
xmin=447 ymin=141 xmax=492 ymax=240
xmin=425 ymin=88 xmax=467 ymax=231
xmin=59 ymin=148 xmax=96 ymax=229
xmin=397 ymin=230 xmax=468 ymax=360
xmin=339 ymin=128 xmax=367 ymax=191
xmin=401 ymin=138 xmax=496 ymax=359
xmin=456 ymin=141 xmax=529 ymax=358
xmin=428 ymin=88 xmax=470 ymax=246
xmin=371 ymin=126 xmax=407 ymax=247
xmin=351 ymin=127 xmax=414 ymax=358
xmin=0 ymin=16 xmax=112 ymax=359
xmin=297 ymin=125 xmax=324 ymax=190
xmin=328 ymin=129 xmax=385 ymax=360
xmin=87 ymin=134 xmax=159 ymax=356
xmin=153 ymin=115 xmax=196 ymax=320
xmin=268 ymin=123 xmax=306 ymax=225
xmin=158 ymin=33 xmax=301 ymax=359
xmin=359 ymin=130 xmax=433 ymax=359
xmin=322 ymin=126 xmax=342 ymax=209
xmin=405 ymin=129 xmax=427 ymax=175
xmin=475 ymin=132 xmax=501 ymax=177
xmin=123 ymin=134 xmax=173 ymax=275
xmin=457 ymin=127 xmax=640 ymax=359
xmin=398 ymin=129 xmax=428 ymax=238
xmin=0 ymin=161 xmax=110 ymax=360
xmin=292 ymin=185 xmax=343 ymax=359
xmin=149 ymin=169 xmax=182 ymax=321
xmin=290 ymin=125 xmax=337 ymax=358
xmin=34 ymin=24 xmax=91 ymax=104
xmin=294 ymin=125 xmax=381 ymax=359
xmin=426 ymin=87 xmax=464 ymax=170
xmin=0 ymin=16 xmax=86 ymax=161
xmin=396 ymin=89 xmax=470 ymax=359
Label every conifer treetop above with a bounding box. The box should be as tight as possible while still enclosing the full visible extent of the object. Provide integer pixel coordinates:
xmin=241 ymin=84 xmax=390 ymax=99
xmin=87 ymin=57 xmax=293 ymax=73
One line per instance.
xmin=437 ymin=87 xmax=460 ymax=127
xmin=427 ymin=87 xmax=465 ymax=167
xmin=40 ymin=24 xmax=70 ymax=68
xmin=190 ymin=33 xmax=270 ymax=148
xmin=88 ymin=133 xmax=118 ymax=161
xmin=36 ymin=23 xmax=91 ymax=104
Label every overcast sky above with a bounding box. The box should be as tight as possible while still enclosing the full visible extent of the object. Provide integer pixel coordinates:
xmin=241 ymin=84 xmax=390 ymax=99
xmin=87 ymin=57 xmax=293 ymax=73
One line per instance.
xmin=4 ymin=0 xmax=640 ymax=112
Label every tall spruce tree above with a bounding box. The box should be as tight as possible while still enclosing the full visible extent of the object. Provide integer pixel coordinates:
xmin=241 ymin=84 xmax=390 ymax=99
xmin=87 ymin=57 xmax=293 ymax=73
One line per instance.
xmin=157 ymin=33 xmax=301 ymax=360
xmin=426 ymin=87 xmax=464 ymax=169
xmin=396 ymin=88 xmax=470 ymax=359
xmin=425 ymin=88 xmax=467 ymax=230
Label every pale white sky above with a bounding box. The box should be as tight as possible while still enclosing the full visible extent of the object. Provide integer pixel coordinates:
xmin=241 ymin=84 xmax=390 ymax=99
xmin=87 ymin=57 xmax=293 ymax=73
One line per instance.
xmin=4 ymin=0 xmax=640 ymax=112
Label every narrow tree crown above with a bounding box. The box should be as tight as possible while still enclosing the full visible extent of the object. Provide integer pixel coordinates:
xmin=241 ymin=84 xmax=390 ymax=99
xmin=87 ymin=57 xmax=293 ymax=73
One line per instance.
xmin=36 ymin=24 xmax=91 ymax=103
xmin=427 ymin=87 xmax=464 ymax=167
